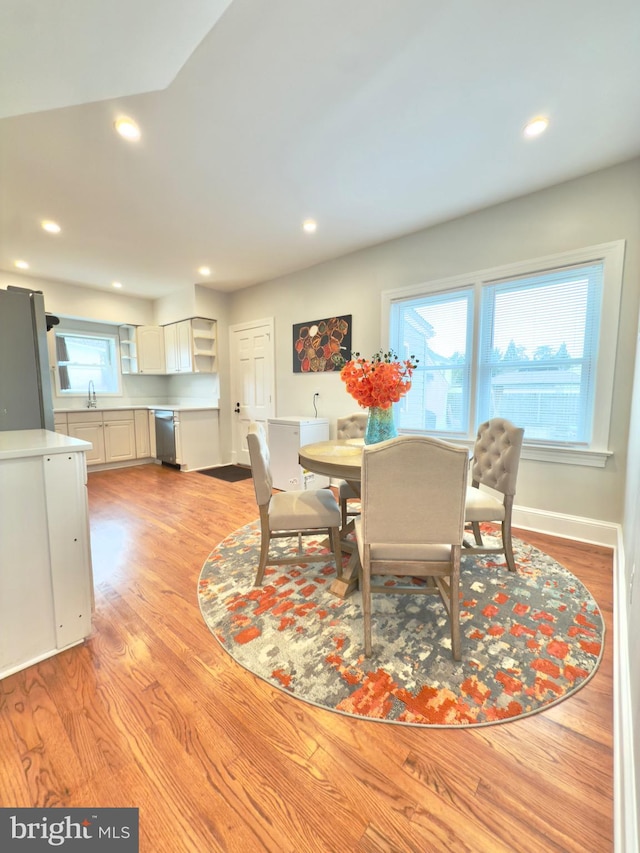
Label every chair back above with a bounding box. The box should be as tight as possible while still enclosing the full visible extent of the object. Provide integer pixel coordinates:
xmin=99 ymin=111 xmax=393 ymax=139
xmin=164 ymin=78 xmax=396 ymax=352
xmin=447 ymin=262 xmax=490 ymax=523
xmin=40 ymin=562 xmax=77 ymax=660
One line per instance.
xmin=360 ymin=435 xmax=468 ymax=547
xmin=337 ymin=412 xmax=367 ymax=440
xmin=246 ymin=423 xmax=274 ymax=507
xmin=471 ymin=418 xmax=524 ymax=497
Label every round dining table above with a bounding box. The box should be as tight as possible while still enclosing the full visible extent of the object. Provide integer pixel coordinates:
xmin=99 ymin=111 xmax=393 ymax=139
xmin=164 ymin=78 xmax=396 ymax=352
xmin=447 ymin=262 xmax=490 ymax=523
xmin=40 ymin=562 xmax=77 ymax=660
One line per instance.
xmin=298 ymin=438 xmax=364 ymax=598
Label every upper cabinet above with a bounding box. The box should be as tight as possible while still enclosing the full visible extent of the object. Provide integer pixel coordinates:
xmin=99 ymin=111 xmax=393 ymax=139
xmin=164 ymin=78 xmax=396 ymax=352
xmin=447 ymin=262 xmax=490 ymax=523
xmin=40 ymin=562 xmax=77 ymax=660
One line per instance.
xmin=118 ymin=324 xmax=138 ymax=374
xmin=118 ymin=319 xmax=216 ymax=375
xmin=137 ymin=326 xmax=166 ymax=374
xmin=164 ymin=317 xmax=217 ymax=374
xmin=164 ymin=320 xmax=193 ymax=373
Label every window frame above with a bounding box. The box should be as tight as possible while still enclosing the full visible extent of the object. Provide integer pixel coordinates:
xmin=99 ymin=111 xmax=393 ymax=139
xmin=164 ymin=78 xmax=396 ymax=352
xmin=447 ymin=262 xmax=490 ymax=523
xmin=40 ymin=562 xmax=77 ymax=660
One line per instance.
xmin=382 ymin=240 xmax=625 ymax=467
xmin=53 ymin=327 xmax=122 ymax=398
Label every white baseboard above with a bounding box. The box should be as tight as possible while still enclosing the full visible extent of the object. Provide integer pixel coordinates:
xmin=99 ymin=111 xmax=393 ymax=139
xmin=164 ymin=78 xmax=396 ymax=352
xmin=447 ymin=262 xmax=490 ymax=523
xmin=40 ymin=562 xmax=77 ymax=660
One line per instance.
xmin=512 ymin=506 xmax=636 ymax=849
xmin=512 ymin=505 xmax=618 ymax=548
xmin=613 ymin=530 xmax=639 ymax=853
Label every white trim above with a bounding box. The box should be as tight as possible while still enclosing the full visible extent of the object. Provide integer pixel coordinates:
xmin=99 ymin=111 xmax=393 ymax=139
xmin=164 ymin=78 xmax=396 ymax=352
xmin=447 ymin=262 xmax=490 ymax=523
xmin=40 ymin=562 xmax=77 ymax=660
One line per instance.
xmin=521 ymin=446 xmax=612 ymax=468
xmin=512 ymin=505 xmax=618 ymax=548
xmin=614 ymin=527 xmax=638 ymax=853
xmin=382 ymin=239 xmax=626 ymax=454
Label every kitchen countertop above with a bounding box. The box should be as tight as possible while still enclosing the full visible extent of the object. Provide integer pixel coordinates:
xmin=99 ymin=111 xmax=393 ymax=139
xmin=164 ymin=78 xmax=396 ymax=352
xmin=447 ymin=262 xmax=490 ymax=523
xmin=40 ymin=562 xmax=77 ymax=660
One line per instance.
xmin=54 ymin=404 xmax=219 ymax=413
xmin=0 ymin=429 xmax=92 ymax=460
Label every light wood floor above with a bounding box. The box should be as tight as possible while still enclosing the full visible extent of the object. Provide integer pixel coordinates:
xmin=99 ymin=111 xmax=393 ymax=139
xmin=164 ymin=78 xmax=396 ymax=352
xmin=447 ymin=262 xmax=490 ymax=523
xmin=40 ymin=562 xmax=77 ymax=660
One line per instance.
xmin=0 ymin=464 xmax=613 ymax=852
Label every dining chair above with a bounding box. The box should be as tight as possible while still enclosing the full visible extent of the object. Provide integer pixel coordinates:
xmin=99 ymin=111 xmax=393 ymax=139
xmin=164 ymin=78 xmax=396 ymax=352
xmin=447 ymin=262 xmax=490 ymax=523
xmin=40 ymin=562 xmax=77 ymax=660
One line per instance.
xmin=246 ymin=422 xmax=343 ymax=586
xmin=336 ymin=412 xmax=368 ymax=528
xmin=464 ymin=418 xmax=525 ymax=572
xmin=355 ymin=435 xmax=468 ymax=659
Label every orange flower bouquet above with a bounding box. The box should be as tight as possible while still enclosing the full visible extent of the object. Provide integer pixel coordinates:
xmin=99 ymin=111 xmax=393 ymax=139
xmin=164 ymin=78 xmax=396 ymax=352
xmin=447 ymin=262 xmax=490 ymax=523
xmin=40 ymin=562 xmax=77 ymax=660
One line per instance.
xmin=340 ymin=350 xmax=418 ymax=409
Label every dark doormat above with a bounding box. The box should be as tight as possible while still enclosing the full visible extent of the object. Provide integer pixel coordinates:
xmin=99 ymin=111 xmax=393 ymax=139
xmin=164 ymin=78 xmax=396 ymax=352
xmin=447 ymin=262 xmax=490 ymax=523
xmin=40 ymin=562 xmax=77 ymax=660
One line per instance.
xmin=198 ymin=465 xmax=253 ymax=482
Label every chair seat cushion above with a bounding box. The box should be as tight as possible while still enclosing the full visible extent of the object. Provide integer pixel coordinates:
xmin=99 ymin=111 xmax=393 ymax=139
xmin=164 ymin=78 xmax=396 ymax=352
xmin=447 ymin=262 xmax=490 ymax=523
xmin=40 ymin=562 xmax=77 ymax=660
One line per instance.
xmin=269 ymin=488 xmax=341 ymax=530
xmin=355 ymin=517 xmax=451 ymax=562
xmin=465 ymin=486 xmax=506 ymax=521
xmin=338 ymin=479 xmax=359 ymax=500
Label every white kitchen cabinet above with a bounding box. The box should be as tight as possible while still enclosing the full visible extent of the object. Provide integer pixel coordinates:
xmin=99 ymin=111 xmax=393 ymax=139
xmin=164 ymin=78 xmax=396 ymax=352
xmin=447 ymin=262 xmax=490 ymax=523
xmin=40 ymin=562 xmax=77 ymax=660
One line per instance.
xmin=0 ymin=430 xmax=94 ymax=680
xmin=67 ymin=411 xmax=106 ymax=464
xmin=173 ymin=408 xmax=220 ymax=471
xmin=103 ymin=411 xmax=136 ymax=462
xmin=148 ymin=410 xmax=157 ymax=458
xmin=164 ymin=317 xmax=216 ymax=374
xmin=164 ymin=320 xmax=193 ymax=373
xmin=118 ymin=324 xmax=139 ymax=374
xmin=135 ymin=409 xmax=151 ymax=458
xmin=54 ymin=413 xmax=68 ymax=435
xmin=191 ymin=317 xmax=217 ymax=373
xmin=137 ymin=326 xmax=165 ymax=374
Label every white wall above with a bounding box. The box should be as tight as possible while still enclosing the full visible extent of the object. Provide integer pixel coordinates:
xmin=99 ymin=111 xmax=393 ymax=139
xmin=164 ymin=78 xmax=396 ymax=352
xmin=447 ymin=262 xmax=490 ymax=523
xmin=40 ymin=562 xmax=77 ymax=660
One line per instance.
xmin=0 ymin=271 xmax=155 ymax=325
xmin=228 ymin=158 xmax=640 ymax=528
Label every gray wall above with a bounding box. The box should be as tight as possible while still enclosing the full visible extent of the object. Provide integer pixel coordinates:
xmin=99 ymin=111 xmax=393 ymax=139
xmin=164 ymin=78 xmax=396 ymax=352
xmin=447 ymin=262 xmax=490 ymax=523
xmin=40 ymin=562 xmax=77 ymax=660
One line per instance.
xmin=228 ymin=158 xmax=640 ymax=527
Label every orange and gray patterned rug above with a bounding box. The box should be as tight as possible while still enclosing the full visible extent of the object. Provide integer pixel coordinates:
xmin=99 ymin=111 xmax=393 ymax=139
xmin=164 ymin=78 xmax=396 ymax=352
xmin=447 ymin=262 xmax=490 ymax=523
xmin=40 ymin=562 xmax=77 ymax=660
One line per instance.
xmin=198 ymin=522 xmax=604 ymax=727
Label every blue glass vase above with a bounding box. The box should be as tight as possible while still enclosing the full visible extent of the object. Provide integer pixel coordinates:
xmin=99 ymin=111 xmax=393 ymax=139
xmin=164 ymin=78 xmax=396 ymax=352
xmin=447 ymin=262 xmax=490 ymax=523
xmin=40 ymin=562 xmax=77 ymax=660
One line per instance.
xmin=364 ymin=406 xmax=398 ymax=445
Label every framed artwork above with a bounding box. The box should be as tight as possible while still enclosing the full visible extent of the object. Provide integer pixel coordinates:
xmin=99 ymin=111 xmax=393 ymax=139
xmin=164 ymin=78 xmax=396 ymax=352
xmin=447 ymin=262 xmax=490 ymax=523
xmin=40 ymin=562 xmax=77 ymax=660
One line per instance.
xmin=292 ymin=314 xmax=352 ymax=373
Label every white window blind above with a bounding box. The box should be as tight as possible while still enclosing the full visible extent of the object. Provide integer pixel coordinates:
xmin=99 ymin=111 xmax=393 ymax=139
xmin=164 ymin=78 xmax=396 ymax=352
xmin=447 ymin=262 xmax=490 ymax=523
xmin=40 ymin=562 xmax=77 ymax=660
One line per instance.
xmin=478 ymin=262 xmax=603 ymax=443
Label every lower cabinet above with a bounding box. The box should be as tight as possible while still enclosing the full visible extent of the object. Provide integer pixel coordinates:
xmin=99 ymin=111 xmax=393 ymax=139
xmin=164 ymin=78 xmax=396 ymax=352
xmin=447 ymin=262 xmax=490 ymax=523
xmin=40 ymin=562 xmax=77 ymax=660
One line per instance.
xmin=65 ymin=410 xmax=143 ymax=466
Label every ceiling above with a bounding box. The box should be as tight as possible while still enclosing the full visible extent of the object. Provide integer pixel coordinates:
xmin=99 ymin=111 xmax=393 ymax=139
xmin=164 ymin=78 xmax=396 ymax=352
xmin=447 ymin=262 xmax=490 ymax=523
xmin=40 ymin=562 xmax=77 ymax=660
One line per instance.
xmin=1 ymin=0 xmax=639 ymax=300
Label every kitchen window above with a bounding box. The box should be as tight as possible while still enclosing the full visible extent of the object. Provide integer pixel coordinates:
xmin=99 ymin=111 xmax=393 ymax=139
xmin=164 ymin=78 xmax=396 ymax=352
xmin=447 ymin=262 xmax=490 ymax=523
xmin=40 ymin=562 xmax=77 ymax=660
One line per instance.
xmin=54 ymin=330 xmax=121 ymax=396
xmin=384 ymin=240 xmax=624 ymax=466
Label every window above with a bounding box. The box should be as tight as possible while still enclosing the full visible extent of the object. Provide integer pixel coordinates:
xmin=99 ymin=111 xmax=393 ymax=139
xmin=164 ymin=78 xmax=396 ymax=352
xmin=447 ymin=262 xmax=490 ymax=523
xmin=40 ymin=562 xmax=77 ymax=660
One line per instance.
xmin=384 ymin=241 xmax=624 ymax=465
xmin=55 ymin=330 xmax=121 ymax=395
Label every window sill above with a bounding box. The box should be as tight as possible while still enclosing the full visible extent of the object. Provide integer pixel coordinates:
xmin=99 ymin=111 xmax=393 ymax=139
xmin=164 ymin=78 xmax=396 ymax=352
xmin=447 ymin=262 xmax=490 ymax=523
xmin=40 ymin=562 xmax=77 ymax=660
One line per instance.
xmin=521 ymin=445 xmax=611 ymax=467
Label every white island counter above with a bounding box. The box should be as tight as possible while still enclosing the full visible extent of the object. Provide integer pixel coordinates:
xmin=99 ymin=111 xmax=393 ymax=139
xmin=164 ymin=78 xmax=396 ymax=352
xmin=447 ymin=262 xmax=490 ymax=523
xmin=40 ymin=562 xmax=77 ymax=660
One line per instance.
xmin=0 ymin=429 xmax=94 ymax=680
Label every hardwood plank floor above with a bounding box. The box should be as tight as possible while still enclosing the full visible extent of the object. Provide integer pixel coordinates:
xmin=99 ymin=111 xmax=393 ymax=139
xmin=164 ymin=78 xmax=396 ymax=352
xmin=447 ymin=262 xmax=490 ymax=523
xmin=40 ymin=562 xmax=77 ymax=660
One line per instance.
xmin=0 ymin=463 xmax=613 ymax=852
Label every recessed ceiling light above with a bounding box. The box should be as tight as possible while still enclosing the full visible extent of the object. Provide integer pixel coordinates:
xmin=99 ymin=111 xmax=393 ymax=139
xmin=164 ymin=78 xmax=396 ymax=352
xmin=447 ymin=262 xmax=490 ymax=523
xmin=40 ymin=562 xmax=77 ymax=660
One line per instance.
xmin=14 ymin=260 xmax=29 ymax=269
xmin=41 ymin=219 xmax=61 ymax=234
xmin=112 ymin=281 xmax=123 ymax=289
xmin=198 ymin=266 xmax=211 ymax=277
xmin=524 ymin=116 xmax=549 ymax=138
xmin=114 ymin=116 xmax=141 ymax=141
xmin=303 ymin=219 xmax=317 ymax=233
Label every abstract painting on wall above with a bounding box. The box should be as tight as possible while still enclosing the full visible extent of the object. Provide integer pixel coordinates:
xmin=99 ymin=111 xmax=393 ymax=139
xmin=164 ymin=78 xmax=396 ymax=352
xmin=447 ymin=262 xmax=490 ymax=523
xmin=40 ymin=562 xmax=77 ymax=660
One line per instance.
xmin=292 ymin=315 xmax=352 ymax=373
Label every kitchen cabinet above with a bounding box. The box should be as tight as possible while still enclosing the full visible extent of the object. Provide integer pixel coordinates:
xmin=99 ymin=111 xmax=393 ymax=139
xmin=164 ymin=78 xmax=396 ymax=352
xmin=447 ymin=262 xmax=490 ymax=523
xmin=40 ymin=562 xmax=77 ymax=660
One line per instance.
xmin=66 ymin=410 xmax=137 ymax=465
xmin=137 ymin=325 xmax=165 ymax=374
xmin=103 ymin=411 xmax=136 ymax=462
xmin=67 ymin=411 xmax=106 ymax=464
xmin=164 ymin=320 xmax=193 ymax=373
xmin=135 ymin=409 xmax=151 ymax=458
xmin=157 ymin=408 xmax=220 ymax=471
xmin=164 ymin=317 xmax=217 ymax=374
xmin=118 ymin=324 xmax=138 ymax=374
xmin=54 ymin=413 xmax=68 ymax=435
xmin=0 ymin=431 xmax=94 ymax=680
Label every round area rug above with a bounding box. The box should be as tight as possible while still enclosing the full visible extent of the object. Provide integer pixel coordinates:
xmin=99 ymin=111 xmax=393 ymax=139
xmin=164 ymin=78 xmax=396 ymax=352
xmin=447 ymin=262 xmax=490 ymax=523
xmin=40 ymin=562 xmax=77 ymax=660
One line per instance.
xmin=197 ymin=522 xmax=604 ymax=727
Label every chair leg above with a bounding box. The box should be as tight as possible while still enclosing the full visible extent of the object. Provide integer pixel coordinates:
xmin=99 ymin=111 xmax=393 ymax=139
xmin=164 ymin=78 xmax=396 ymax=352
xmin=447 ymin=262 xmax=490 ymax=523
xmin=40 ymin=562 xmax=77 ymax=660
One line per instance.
xmin=471 ymin=521 xmax=483 ymax=546
xmin=254 ymin=522 xmax=271 ymax=587
xmin=450 ymin=548 xmax=461 ymax=661
xmin=362 ymin=552 xmax=372 ymax=658
xmin=329 ymin=527 xmax=343 ymax=579
xmin=503 ymin=518 xmax=516 ymax=573
xmin=341 ymin=499 xmax=349 ymax=531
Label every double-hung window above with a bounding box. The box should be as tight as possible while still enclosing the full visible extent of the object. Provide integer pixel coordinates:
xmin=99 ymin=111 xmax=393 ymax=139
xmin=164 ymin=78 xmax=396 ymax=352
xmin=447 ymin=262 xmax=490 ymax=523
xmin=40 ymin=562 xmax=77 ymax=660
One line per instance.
xmin=54 ymin=329 xmax=121 ymax=396
xmin=385 ymin=241 xmax=624 ymax=465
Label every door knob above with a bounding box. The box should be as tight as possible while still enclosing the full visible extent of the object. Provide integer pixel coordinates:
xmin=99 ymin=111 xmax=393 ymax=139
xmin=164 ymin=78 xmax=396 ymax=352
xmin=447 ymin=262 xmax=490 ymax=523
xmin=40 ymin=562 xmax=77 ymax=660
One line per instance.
xmin=234 ymin=402 xmax=240 ymax=414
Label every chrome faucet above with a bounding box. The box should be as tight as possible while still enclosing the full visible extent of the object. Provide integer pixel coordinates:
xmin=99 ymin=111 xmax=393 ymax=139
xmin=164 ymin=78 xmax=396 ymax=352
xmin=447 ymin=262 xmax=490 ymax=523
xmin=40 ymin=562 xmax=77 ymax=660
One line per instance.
xmin=87 ymin=380 xmax=97 ymax=408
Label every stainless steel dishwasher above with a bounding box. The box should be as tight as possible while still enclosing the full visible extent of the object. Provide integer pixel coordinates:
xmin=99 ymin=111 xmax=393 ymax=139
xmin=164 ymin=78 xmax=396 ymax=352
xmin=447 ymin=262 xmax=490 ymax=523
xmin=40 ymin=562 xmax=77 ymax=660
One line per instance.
xmin=154 ymin=410 xmax=177 ymax=465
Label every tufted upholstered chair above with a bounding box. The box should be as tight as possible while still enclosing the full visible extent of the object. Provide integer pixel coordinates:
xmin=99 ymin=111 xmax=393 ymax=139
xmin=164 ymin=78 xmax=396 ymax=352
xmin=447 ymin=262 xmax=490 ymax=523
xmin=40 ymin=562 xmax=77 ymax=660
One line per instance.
xmin=246 ymin=422 xmax=343 ymax=586
xmin=355 ymin=435 xmax=468 ymax=659
xmin=464 ymin=418 xmax=525 ymax=573
xmin=336 ymin=412 xmax=368 ymax=528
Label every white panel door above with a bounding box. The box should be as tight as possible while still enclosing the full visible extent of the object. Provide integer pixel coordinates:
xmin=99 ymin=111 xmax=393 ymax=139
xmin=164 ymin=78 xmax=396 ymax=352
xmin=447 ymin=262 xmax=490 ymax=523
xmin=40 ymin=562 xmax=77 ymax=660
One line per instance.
xmin=230 ymin=318 xmax=275 ymax=467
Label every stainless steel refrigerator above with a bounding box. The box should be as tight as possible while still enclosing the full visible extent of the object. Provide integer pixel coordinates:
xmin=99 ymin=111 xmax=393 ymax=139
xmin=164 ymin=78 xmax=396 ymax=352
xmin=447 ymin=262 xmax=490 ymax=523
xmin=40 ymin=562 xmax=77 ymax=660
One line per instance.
xmin=0 ymin=286 xmax=57 ymax=432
